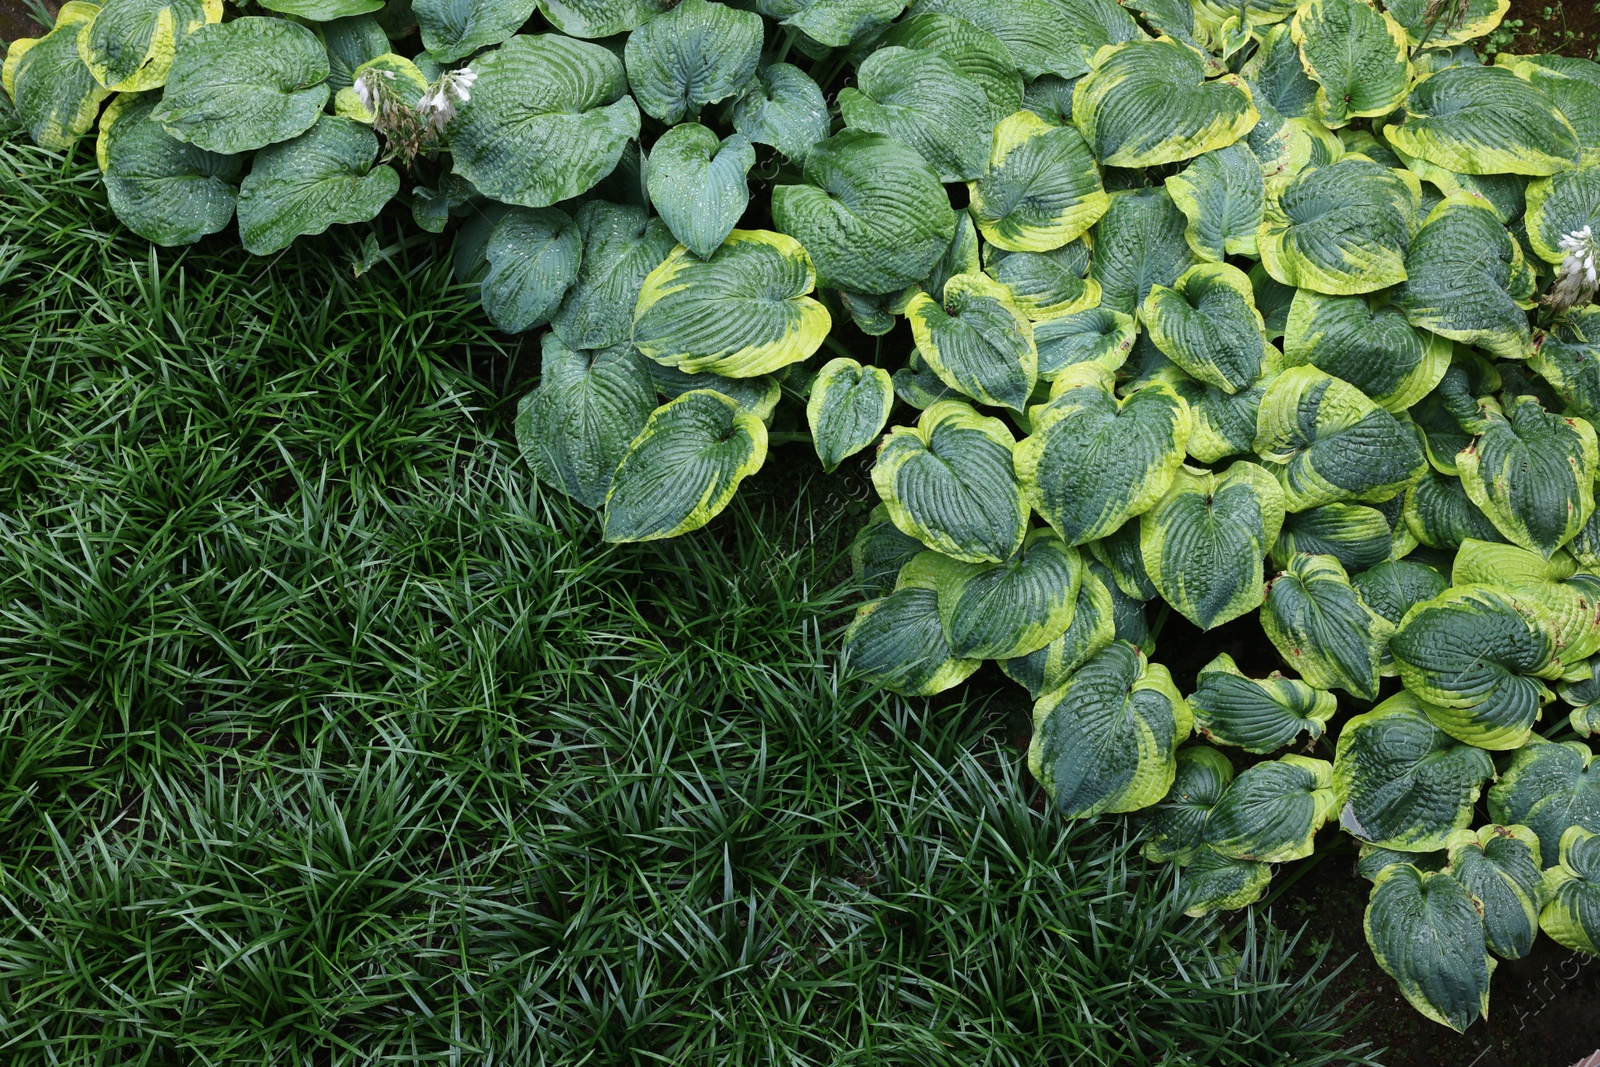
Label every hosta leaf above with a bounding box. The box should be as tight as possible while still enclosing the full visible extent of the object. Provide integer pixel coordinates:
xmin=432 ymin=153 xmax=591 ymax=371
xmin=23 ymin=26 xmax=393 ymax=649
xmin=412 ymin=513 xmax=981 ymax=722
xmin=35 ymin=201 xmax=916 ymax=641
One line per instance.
xmin=450 ymin=34 xmax=641 ymax=210
xmin=772 ymin=129 xmax=957 ymax=295
xmin=726 ymin=62 xmax=829 ymax=160
xmin=515 ymin=336 xmax=655 ymax=510
xmin=1521 ymin=163 xmax=1600 ymax=265
xmin=1360 ymin=843 xmax=1447 ymax=881
xmin=1288 ymin=0 xmax=1409 ymax=127
xmin=1365 ymin=866 xmax=1493 ymax=1033
xmin=625 ymin=0 xmax=761 ymax=125
xmin=1453 ymin=539 xmax=1600 ymax=661
xmin=1017 ymin=370 xmax=1192 ymax=546
xmin=643 ymin=125 xmax=754 ymax=260
xmin=1143 ymin=745 xmax=1235 ymax=863
xmin=983 ymin=241 xmax=1098 ymax=321
xmin=1100 ymin=564 xmax=1155 ymax=654
xmin=1504 ymin=54 xmax=1600 ymax=163
xmin=807 ymin=358 xmax=893 ymax=473
xmin=1072 ymin=39 xmax=1258 ymax=168
xmin=1141 ymin=462 xmax=1285 ymax=630
xmin=1191 ymin=653 xmax=1336 ymax=753
xmin=1177 ymin=847 xmax=1273 ymax=916
xmin=929 ymin=528 xmax=1083 ymax=660
xmin=550 ymin=202 xmax=675 ymax=351
xmin=1028 ymin=642 xmax=1192 ymax=817
xmin=1166 ymin=143 xmax=1266 ymax=261
xmin=877 ymin=11 xmax=1024 ymax=117
xmin=1240 ymin=24 xmax=1318 ymax=120
xmin=319 ymin=15 xmax=389 ymax=92
xmin=1445 ymin=824 xmax=1546 ymax=960
xmin=1090 ymin=520 xmax=1159 ymax=601
xmin=1033 ymin=307 xmax=1138 ymax=378
xmin=480 ymin=206 xmax=582 ymax=334
xmin=602 ymin=390 xmax=767 ymax=542
xmin=1490 ymin=739 xmax=1600 ymax=859
xmin=1088 ymin=187 xmax=1199 ymax=316
xmin=413 ymin=0 xmax=536 ymax=63
xmin=1001 ymin=565 xmax=1118 ymax=698
xmin=1383 ymin=64 xmax=1579 ymax=176
xmin=1021 ymin=74 xmax=1078 ymax=124
xmin=1393 ymin=146 xmax=1529 ymax=223
xmin=150 ymin=17 xmax=328 ymax=154
xmin=647 ymin=364 xmax=780 ymax=421
xmin=537 ymin=0 xmax=669 ymax=37
xmin=755 ymin=0 xmax=908 ymax=46
xmin=920 ymin=214 xmax=981 ymax=306
xmin=78 ymin=0 xmax=217 ymax=92
xmin=97 ymin=92 xmax=239 ymax=247
xmin=1254 ymin=366 xmax=1428 ymax=512
xmin=905 ymin=273 xmax=1037 ymax=411
xmin=1263 ymin=552 xmax=1393 ymax=699
xmin=872 ymin=400 xmax=1027 ymax=564
xmin=1143 ymin=262 xmax=1267 ymax=393
xmin=1391 ymin=585 xmax=1557 ymax=750
xmin=1205 ymin=754 xmax=1335 ymax=863
xmin=1271 ymin=504 xmax=1393 ymax=573
xmin=1458 ymin=395 xmax=1599 ymax=557
xmin=1563 ymin=660 xmax=1600 ymax=736
xmin=1249 ymin=262 xmax=1295 ymax=339
xmin=1531 ymin=313 xmax=1600 ymax=421
xmin=968 ymin=110 xmax=1108 ymax=252
xmin=260 ymin=0 xmax=383 ymax=17
xmin=1541 ymin=825 xmax=1600 ymax=954
xmin=852 ymin=504 xmax=927 ymax=596
xmin=1283 ymin=291 xmax=1451 ymax=414
xmin=908 ymin=0 xmax=1142 ymax=81
xmin=334 ymin=54 xmax=429 ymax=123
xmin=844 ymin=581 xmax=979 ymax=697
xmin=1163 ymin=365 xmax=1279 ymax=466
xmin=1384 ymin=0 xmax=1508 ymax=47
xmin=840 ymin=46 xmax=993 ymax=182
xmin=1404 ymin=468 xmax=1507 ymax=550
xmin=235 ymin=115 xmax=398 ymax=256
xmin=4 ymin=3 xmax=111 ymax=150
xmin=1257 ymin=157 xmax=1418 ymax=295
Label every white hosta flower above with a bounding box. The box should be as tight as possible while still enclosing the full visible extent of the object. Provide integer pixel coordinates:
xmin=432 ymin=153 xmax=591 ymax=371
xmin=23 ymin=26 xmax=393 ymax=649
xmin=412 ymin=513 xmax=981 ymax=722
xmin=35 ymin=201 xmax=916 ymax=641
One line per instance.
xmin=418 ymin=67 xmax=476 ymax=136
xmin=353 ymin=68 xmax=396 ymax=116
xmin=1550 ymin=225 xmax=1600 ymax=314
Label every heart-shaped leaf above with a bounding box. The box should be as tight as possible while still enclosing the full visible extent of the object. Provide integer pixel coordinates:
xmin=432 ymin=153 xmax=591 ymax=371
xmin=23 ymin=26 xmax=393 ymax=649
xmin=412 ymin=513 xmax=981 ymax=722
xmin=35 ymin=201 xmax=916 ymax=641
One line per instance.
xmin=644 ymin=124 xmax=754 ymax=259
xmin=412 ymin=0 xmax=535 ymax=63
xmin=877 ymin=11 xmax=1023 ymax=116
xmin=844 ymin=562 xmax=979 ymax=696
xmin=1446 ymin=824 xmax=1547 ymax=960
xmin=550 ymin=202 xmax=676 ymax=351
xmin=1541 ymin=825 xmax=1600 ymax=955
xmin=1490 ymin=738 xmax=1600 ymax=859
xmin=1384 ymin=63 xmax=1579 ymax=176
xmin=1001 ymin=567 xmax=1117 ymax=698
xmin=1177 ymin=846 xmax=1274 ymax=916
xmin=1458 ymin=395 xmax=1599 ymax=558
xmin=78 ymin=0 xmax=218 ymax=92
xmin=726 ymin=61 xmax=829 ymax=160
xmin=537 ymin=0 xmax=670 ymax=37
xmin=968 ymin=110 xmax=1108 ymax=252
xmin=1143 ymin=262 xmax=1268 ymax=393
xmin=807 ymin=357 xmax=894 ymax=473
xmin=1398 ymin=195 xmax=1535 ymax=360
xmin=1350 ymin=559 xmax=1449 ymax=630
xmin=840 ymin=46 xmax=993 ymax=182
xmin=983 ymin=240 xmax=1098 ymax=320
xmin=1403 ymin=469 xmax=1507 ymax=550
xmin=755 ymin=0 xmax=908 ymax=46
xmin=626 ymin=0 xmax=762 ymax=125
xmin=905 ymin=273 xmax=1037 ymax=411
xmin=1365 ymin=865 xmax=1494 ymax=1032
xmin=1033 ymin=307 xmax=1138 ymax=378
xmin=1289 ymin=0 xmax=1410 ymax=127
xmin=235 ymin=115 xmax=398 ymax=256
xmin=1257 ymin=157 xmax=1419 ymax=295
xmin=1453 ymin=539 xmax=1600 ymax=661
xmin=920 ymin=528 xmax=1083 ymax=660
xmin=97 ymin=91 xmax=240 ymax=246
xmin=1283 ymin=290 xmax=1451 ymax=413
xmin=1272 ymin=504 xmax=1393 ymax=573
xmin=1166 ymin=142 xmax=1266 ymax=261
xmin=1142 ymin=745 xmax=1235 ymax=863
xmin=1205 ymin=754 xmax=1336 ymax=863
xmin=479 ymin=206 xmax=583 ymax=334
xmin=1190 ymin=653 xmax=1337 ymax=753
xmin=908 ymin=0 xmax=1143 ymax=80
xmin=1263 ymin=552 xmax=1393 ymax=699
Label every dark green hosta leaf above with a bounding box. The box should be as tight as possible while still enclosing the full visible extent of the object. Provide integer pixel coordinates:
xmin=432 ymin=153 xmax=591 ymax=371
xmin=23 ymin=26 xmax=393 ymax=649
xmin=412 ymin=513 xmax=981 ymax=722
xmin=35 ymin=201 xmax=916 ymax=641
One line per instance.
xmin=1142 ymin=745 xmax=1234 ymax=863
xmin=1143 ymin=339 xmax=1275 ymax=461
xmin=1029 ymin=642 xmax=1192 ymax=818
xmin=1255 ymin=366 xmax=1428 ymax=512
xmin=625 ymin=0 xmax=761 ymax=125
xmin=151 ymin=16 xmax=327 ymax=154
xmin=968 ymin=110 xmax=1107 ymax=252
xmin=537 ymin=0 xmax=669 ymax=37
xmin=917 ymin=214 xmax=981 ymax=306
xmin=1177 ymin=847 xmax=1273 ymax=917
xmin=258 ymin=0 xmax=384 ymax=17
xmin=1288 ymin=0 xmax=1410 ymax=126
xmin=1360 ymin=843 xmax=1447 ymax=881
xmin=1542 ymin=825 xmax=1600 ymax=955
xmin=1531 ymin=313 xmax=1600 ymax=421
xmin=1399 ymin=196 xmax=1535 ymax=360
xmin=1490 ymin=739 xmax=1600 ymax=860
xmin=1143 ymin=262 xmax=1267 ymax=394
xmin=1391 ymin=585 xmax=1558 ymax=750
xmin=79 ymin=0 xmax=215 ymax=92
xmin=1385 ymin=63 xmax=1579 ymax=176
xmin=983 ymin=241 xmax=1098 ymax=321
xmin=908 ymin=0 xmax=1142 ymax=81
xmin=602 ymin=390 xmax=768 ymax=542
xmin=1101 ymin=569 xmax=1155 ymax=654
xmin=1072 ymin=39 xmax=1257 ymax=168
xmin=872 ymin=400 xmax=1027 ymax=563
xmin=1033 ymin=307 xmax=1137 ymax=378
xmin=1089 ymin=520 xmax=1158 ymax=601
xmin=450 ymin=34 xmax=641 ymax=209
xmin=1239 ymin=24 xmax=1318 ymax=121
xmin=1524 ymin=164 xmax=1600 ymax=266
xmin=726 ymin=62 xmax=828 ymax=160
xmin=1166 ymin=143 xmax=1265 ymax=262
xmin=844 ymin=580 xmax=978 ymax=697
xmin=480 ymin=206 xmax=582 ymax=334
xmin=1191 ymin=654 xmax=1336 ymax=754
xmin=550 ymin=202 xmax=675 ymax=351
xmin=1505 ymin=54 xmax=1600 ymax=162
xmin=1459 ymin=395 xmax=1599 ymax=557
xmin=1384 ymin=0 xmax=1509 ymax=47
xmin=926 ymin=528 xmax=1083 ymax=660
xmin=807 ymin=358 xmax=893 ymax=473
xmin=1453 ymin=539 xmax=1600 ymax=662
xmin=1272 ymin=504 xmax=1393 ymax=573
xmin=1563 ymin=659 xmax=1600 ymax=736
xmin=1403 ymin=468 xmax=1506 ymax=550
xmin=1001 ymin=565 xmax=1117 ymax=698
xmin=1283 ymin=291 xmax=1451 ymax=413
xmin=413 ymin=0 xmax=536 ymax=63
xmin=1021 ymin=74 xmax=1077 ymax=125
xmin=877 ymin=11 xmax=1023 ymax=116
xmin=1141 ymin=462 xmax=1285 ymax=630
xmin=1263 ymin=553 xmax=1393 ymax=699
xmin=643 ymin=125 xmax=753 ymax=260
xmin=97 ymin=92 xmax=240 ymax=247
xmin=756 ymin=0 xmax=907 ymax=45
xmin=1351 ymin=559 xmax=1449 ymax=629
xmin=515 ymin=337 xmax=655 ymax=510
xmin=1205 ymin=755 xmax=1335 ymax=863
xmin=647 ymin=363 xmax=780 ymax=421
xmin=1088 ymin=187 xmax=1199 ymax=316
xmin=235 ymin=116 xmax=398 ymax=256
xmin=1249 ymin=262 xmax=1295 ymax=340
xmin=1365 ymin=866 xmax=1493 ymax=1033
xmin=1017 ymin=368 xmax=1192 ymax=546
xmin=1257 ymin=158 xmax=1419 ymax=295
xmin=1393 ymin=147 xmax=1529 ymax=225
xmin=3 ymin=3 xmax=110 ymax=149
xmin=905 ymin=273 xmax=1036 ymax=411
xmin=1446 ymin=825 xmax=1546 ymax=960
xmin=772 ymin=129 xmax=956 ymax=295
xmin=851 ymin=504 xmax=927 ymax=597
xmin=840 ymin=46 xmax=992 ymax=182
xmin=321 ymin=15 xmax=389 ymax=92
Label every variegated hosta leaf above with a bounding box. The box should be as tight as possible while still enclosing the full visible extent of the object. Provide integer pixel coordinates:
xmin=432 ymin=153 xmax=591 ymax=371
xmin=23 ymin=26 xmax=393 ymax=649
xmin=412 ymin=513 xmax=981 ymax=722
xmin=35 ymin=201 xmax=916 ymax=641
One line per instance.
xmin=633 ymin=230 xmax=829 ymax=378
xmin=1089 ymin=520 xmax=1159 ymax=600
xmin=1088 ymin=187 xmax=1199 ymax=316
xmin=1524 ymin=164 xmax=1600 ymax=266
xmin=235 ymin=115 xmax=398 ymax=257
xmin=3 ymin=4 xmax=113 ymax=151
xmin=851 ymin=504 xmax=927 ymax=597
xmin=1445 ymin=825 xmax=1546 ymax=960
xmin=450 ymin=34 xmax=641 ymax=210
xmin=78 ymin=0 xmax=217 ymax=92
xmin=756 ymin=0 xmax=909 ymax=47
xmin=1143 ymin=262 xmax=1268 ymax=393
xmin=625 ymin=0 xmax=761 ymax=125
xmin=1190 ymin=653 xmax=1336 ymax=753
xmin=1490 ymin=738 xmax=1600 ymax=859
xmin=1163 ymin=358 xmax=1280 ymax=465
xmin=602 ymin=390 xmax=768 ymax=543
xmin=908 ymin=0 xmax=1144 ymax=81
xmin=644 ymin=125 xmax=754 ymax=260
xmin=413 ymin=0 xmax=536 ymax=64
xmin=1562 ymin=659 xmax=1600 ymax=736
xmin=1283 ymin=291 xmax=1451 ymax=414
xmin=1531 ymin=313 xmax=1600 ymax=421
xmin=1028 ymin=642 xmax=1193 ymax=818
xmin=1001 ymin=564 xmax=1118 ymax=698
xmin=843 ymin=581 xmax=979 ymax=697
xmin=1453 ymin=539 xmax=1600 ymax=661
xmin=983 ymin=241 xmax=1099 ymax=321
xmin=480 ymin=206 xmax=583 ymax=334
xmin=1177 ymin=846 xmax=1274 ymax=917
xmin=648 ymin=363 xmax=783 ymax=418
xmin=1365 ymin=865 xmax=1494 ymax=1033
xmin=772 ymin=129 xmax=957 ymax=295
xmin=1505 ymin=53 xmax=1600 ymax=164
xmin=334 ymin=54 xmax=429 ymax=123
xmin=150 ymin=16 xmax=327 ymax=154
xmin=968 ymin=110 xmax=1108 ymax=252
xmin=1350 ymin=558 xmax=1449 ymax=630
xmin=1071 ymin=38 xmax=1258 ymax=169
xmin=1257 ymin=157 xmax=1418 ymax=295
xmin=537 ymin=0 xmax=670 ymax=36
xmin=96 ymin=92 xmax=239 ymax=247
xmin=1166 ymin=142 xmax=1266 ymax=261
xmin=1541 ymin=825 xmax=1600 ymax=955
xmin=1288 ymin=0 xmax=1409 ymax=127
xmin=1459 ymin=395 xmax=1600 ymax=558
xmin=807 ymin=358 xmax=893 ymax=473
xmin=919 ymin=214 xmax=981 ymax=307
xmin=318 ymin=13 xmax=387 ymax=92
xmin=928 ymin=527 xmax=1083 ymax=660
xmin=1272 ymin=504 xmax=1393 ymax=573
xmin=1262 ymin=552 xmax=1393 ymax=699
xmin=877 ymin=11 xmax=1024 ymax=117
xmin=550 ymin=202 xmax=676 ymax=352
xmin=1141 ymin=462 xmax=1285 ymax=630
xmin=1142 ymin=745 xmax=1234 ymax=863
xmin=1016 ymin=370 xmax=1192 ymax=546
xmin=1393 ymin=147 xmax=1529 ymax=224
xmin=1239 ymin=24 xmax=1318 ymax=120
xmin=1254 ymin=366 xmax=1428 ymax=512
xmin=1099 ymin=563 xmax=1155 ymax=654
xmin=1400 ymin=195 xmax=1536 ymax=360
xmin=515 ymin=336 xmax=656 ymax=510
xmin=1384 ymin=63 xmax=1580 ymax=176
xmin=905 ymin=273 xmax=1037 ymax=411
xmin=872 ymin=400 xmax=1027 ymax=563
xmin=1033 ymin=308 xmax=1138 ymax=379
xmin=726 ymin=62 xmax=829 ymax=160
xmin=1404 ymin=468 xmax=1507 ymax=551
xmin=840 ymin=46 xmax=993 ymax=182
xmin=1391 ymin=585 xmax=1558 ymax=750
xmin=257 ymin=0 xmax=383 ymax=16
xmin=1384 ymin=0 xmax=1508 ymax=47
xmin=1359 ymin=843 xmax=1446 ymax=881
xmin=1205 ymin=754 xmax=1335 ymax=863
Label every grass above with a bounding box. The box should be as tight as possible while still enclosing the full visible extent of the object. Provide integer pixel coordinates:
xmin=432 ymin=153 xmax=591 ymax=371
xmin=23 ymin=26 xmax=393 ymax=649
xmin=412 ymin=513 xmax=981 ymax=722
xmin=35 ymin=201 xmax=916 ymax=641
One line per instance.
xmin=0 ymin=116 xmax=1378 ymax=1065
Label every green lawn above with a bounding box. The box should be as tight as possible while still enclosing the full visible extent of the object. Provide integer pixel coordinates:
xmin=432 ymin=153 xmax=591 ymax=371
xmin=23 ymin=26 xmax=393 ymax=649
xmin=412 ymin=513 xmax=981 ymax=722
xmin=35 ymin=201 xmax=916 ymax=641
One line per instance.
xmin=0 ymin=120 xmax=1375 ymax=1065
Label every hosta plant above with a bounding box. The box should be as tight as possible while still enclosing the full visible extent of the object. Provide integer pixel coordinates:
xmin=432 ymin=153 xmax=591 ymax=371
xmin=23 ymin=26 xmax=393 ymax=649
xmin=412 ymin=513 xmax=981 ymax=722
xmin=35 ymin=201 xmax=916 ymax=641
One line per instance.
xmin=10 ymin=0 xmax=1600 ymax=1034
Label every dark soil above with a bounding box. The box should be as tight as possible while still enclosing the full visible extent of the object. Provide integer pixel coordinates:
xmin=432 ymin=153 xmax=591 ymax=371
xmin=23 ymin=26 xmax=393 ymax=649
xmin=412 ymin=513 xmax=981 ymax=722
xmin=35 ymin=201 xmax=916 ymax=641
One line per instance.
xmin=0 ymin=1 xmax=50 ymax=46
xmin=1500 ymin=0 xmax=1600 ymax=60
